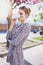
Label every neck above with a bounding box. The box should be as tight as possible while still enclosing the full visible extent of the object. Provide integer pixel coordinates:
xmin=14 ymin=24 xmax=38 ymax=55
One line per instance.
xmin=21 ymin=20 xmax=26 ymax=24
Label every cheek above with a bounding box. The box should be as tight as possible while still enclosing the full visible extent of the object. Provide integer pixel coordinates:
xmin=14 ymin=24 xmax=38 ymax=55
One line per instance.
xmin=20 ymin=15 xmax=26 ymax=20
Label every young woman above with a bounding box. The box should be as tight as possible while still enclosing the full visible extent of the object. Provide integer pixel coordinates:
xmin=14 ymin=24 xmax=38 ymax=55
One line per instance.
xmin=6 ymin=6 xmax=31 ymax=65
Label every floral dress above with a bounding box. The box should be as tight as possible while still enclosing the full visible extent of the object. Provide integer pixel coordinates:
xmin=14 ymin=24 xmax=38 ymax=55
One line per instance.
xmin=6 ymin=23 xmax=31 ymax=65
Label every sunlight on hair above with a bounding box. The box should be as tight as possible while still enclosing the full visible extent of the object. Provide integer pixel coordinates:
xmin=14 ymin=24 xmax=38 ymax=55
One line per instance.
xmin=0 ymin=0 xmax=11 ymax=18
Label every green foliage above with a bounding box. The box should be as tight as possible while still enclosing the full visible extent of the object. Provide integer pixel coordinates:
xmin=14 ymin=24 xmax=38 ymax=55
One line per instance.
xmin=33 ymin=2 xmax=43 ymax=22
xmin=41 ymin=0 xmax=43 ymax=2
xmin=34 ymin=18 xmax=37 ymax=22
xmin=33 ymin=37 xmax=43 ymax=41
xmin=38 ymin=13 xmax=43 ymax=19
xmin=38 ymin=5 xmax=43 ymax=10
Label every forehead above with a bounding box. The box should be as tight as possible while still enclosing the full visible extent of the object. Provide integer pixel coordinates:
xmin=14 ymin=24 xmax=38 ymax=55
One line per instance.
xmin=19 ymin=9 xmax=25 ymax=13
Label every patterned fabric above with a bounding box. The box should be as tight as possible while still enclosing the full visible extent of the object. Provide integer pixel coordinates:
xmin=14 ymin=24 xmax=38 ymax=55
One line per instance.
xmin=6 ymin=23 xmax=31 ymax=65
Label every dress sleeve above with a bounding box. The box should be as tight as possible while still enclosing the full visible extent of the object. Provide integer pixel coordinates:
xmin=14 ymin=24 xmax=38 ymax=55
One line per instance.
xmin=6 ymin=31 xmax=12 ymax=40
xmin=8 ymin=24 xmax=31 ymax=46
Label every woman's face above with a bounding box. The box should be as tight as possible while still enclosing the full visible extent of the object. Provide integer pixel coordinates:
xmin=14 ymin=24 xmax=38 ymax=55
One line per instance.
xmin=18 ymin=9 xmax=26 ymax=22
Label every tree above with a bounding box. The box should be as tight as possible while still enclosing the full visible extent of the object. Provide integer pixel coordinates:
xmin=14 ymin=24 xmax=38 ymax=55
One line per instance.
xmin=33 ymin=2 xmax=43 ymax=22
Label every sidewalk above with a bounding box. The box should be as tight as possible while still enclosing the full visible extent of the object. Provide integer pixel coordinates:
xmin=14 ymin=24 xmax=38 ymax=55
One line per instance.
xmin=24 ymin=44 xmax=43 ymax=65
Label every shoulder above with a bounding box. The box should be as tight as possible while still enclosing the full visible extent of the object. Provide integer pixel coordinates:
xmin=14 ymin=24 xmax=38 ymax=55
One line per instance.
xmin=24 ymin=23 xmax=31 ymax=29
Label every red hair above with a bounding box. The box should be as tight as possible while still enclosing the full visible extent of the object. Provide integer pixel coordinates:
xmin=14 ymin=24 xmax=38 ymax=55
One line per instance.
xmin=19 ymin=6 xmax=31 ymax=16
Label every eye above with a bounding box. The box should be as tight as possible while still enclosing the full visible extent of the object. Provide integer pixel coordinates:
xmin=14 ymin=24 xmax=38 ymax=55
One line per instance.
xmin=20 ymin=13 xmax=23 ymax=15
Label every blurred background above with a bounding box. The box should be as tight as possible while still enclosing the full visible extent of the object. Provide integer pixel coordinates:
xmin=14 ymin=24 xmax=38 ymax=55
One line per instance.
xmin=0 ymin=0 xmax=43 ymax=44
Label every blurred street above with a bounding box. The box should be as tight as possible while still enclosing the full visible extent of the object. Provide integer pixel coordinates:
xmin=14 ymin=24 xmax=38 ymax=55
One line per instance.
xmin=0 ymin=31 xmax=42 ymax=43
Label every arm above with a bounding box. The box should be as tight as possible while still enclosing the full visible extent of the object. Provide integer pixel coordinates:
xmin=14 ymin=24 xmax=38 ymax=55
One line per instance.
xmin=6 ymin=19 xmax=17 ymax=40
xmin=8 ymin=24 xmax=31 ymax=46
